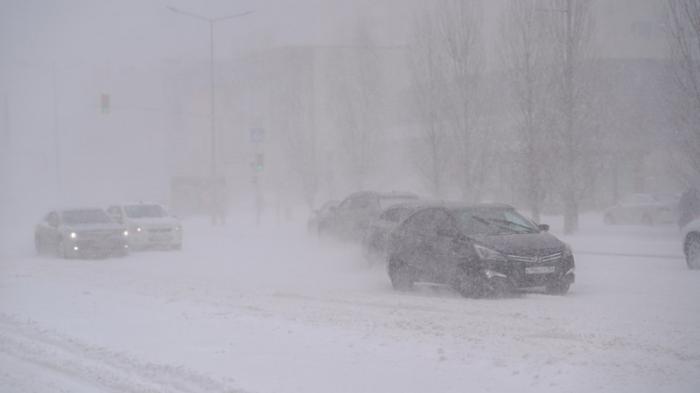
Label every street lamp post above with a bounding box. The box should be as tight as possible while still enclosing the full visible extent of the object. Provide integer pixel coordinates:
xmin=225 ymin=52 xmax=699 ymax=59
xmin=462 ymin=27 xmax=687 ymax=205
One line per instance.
xmin=167 ymin=6 xmax=252 ymax=179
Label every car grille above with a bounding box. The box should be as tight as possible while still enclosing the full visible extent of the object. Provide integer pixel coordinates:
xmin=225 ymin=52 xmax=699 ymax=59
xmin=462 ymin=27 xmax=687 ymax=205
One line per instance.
xmin=507 ymin=252 xmax=562 ymax=264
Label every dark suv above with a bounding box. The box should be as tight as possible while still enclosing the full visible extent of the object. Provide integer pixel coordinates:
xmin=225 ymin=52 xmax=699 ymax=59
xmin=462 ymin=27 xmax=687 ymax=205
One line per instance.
xmin=386 ymin=203 xmax=575 ymax=297
xmin=318 ymin=191 xmax=419 ymax=242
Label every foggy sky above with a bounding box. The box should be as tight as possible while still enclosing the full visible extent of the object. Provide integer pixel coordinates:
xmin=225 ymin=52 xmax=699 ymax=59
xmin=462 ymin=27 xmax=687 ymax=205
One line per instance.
xmin=0 ymin=0 xmax=671 ymax=247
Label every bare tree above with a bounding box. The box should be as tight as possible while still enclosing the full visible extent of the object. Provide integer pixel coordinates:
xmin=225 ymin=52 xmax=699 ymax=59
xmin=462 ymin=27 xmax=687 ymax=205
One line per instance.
xmin=407 ymin=10 xmax=453 ymax=197
xmin=329 ymin=18 xmax=384 ymax=190
xmin=543 ymin=0 xmax=596 ymax=234
xmin=270 ymin=49 xmax=319 ymax=208
xmin=500 ymin=0 xmax=553 ymax=221
xmin=435 ymin=0 xmax=486 ymax=202
xmin=666 ymin=0 xmax=700 ymax=181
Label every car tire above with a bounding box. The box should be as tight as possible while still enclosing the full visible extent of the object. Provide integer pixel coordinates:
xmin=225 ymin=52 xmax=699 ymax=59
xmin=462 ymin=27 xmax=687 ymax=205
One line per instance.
xmin=453 ymin=268 xmax=487 ymax=298
xmin=684 ymin=233 xmax=700 ymax=270
xmin=486 ymin=277 xmax=513 ymax=298
xmin=546 ymin=280 xmax=571 ymax=295
xmin=388 ymin=258 xmax=414 ymax=291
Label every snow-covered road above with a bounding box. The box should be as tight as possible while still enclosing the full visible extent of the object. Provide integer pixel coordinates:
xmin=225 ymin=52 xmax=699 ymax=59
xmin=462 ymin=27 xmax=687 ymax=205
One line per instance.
xmin=1 ymin=216 xmax=698 ymax=393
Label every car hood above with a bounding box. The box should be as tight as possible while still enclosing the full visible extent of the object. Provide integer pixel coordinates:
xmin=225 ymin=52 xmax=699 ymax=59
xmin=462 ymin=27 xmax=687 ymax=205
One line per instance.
xmin=469 ymin=232 xmax=565 ymax=256
xmin=64 ymin=223 xmax=125 ymax=232
xmin=127 ymin=217 xmax=180 ymax=227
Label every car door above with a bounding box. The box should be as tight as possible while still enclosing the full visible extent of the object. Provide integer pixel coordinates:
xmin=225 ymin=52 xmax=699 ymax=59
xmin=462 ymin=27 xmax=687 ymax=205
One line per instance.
xmin=336 ymin=195 xmax=374 ymax=240
xmin=397 ymin=208 xmax=446 ymax=282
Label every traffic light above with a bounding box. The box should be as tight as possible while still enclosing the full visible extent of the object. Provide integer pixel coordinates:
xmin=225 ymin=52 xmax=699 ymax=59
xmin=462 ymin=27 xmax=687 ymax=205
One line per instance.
xmin=100 ymin=93 xmax=110 ymax=114
xmin=255 ymin=153 xmax=264 ymax=172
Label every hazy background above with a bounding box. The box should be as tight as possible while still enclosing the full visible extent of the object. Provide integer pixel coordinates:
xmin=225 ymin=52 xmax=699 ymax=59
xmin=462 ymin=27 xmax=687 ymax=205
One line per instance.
xmin=0 ymin=0 xmax=680 ymax=245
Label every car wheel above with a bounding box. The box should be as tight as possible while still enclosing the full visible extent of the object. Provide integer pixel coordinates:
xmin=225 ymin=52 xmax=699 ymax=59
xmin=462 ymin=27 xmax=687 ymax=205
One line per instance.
xmin=453 ymin=268 xmax=488 ymax=298
xmin=545 ymin=280 xmax=571 ymax=295
xmin=388 ymin=258 xmax=414 ymax=291
xmin=486 ymin=277 xmax=513 ymax=298
xmin=685 ymin=233 xmax=700 ymax=270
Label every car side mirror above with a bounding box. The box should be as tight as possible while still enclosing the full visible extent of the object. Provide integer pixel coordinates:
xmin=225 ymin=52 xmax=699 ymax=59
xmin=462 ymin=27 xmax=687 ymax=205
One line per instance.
xmin=538 ymin=224 xmax=550 ymax=232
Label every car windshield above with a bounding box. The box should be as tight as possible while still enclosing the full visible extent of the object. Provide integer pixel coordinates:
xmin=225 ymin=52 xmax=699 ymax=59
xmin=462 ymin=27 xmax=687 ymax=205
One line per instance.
xmin=454 ymin=208 xmax=539 ymax=235
xmin=125 ymin=205 xmax=167 ymax=218
xmin=61 ymin=209 xmax=112 ymax=225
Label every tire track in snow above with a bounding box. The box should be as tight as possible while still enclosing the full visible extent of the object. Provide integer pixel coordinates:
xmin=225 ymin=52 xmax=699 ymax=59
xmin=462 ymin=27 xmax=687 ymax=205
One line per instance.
xmin=0 ymin=313 xmax=243 ymax=393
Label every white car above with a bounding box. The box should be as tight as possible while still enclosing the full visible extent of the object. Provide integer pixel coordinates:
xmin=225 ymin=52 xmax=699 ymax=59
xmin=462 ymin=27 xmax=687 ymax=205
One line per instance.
xmin=603 ymin=193 xmax=678 ymax=225
xmin=682 ymin=219 xmax=700 ymax=269
xmin=107 ymin=203 xmax=182 ymax=250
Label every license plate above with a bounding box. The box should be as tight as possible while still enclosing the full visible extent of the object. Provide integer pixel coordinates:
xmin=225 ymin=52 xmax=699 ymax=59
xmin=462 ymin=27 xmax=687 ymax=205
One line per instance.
xmin=150 ymin=234 xmax=171 ymax=242
xmin=525 ymin=266 xmax=555 ymax=274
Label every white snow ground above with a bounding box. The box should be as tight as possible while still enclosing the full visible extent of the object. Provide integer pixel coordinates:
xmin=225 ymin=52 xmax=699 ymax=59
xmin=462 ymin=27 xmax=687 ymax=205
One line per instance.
xmin=1 ymin=213 xmax=698 ymax=393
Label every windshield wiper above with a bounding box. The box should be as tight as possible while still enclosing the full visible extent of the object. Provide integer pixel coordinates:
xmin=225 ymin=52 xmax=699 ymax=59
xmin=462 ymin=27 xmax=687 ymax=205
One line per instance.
xmin=470 ymin=215 xmax=520 ymax=234
xmin=485 ymin=218 xmax=538 ymax=234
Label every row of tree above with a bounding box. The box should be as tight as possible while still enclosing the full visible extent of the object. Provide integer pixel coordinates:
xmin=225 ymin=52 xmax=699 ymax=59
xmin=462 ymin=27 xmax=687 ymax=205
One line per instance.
xmin=408 ymin=0 xmax=597 ymax=233
xmin=268 ymin=0 xmax=699 ymax=234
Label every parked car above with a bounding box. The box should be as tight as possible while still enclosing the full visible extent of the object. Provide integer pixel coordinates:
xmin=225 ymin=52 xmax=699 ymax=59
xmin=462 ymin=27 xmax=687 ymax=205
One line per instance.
xmin=361 ymin=203 xmax=420 ymax=264
xmin=318 ymin=191 xmax=419 ymax=242
xmin=386 ymin=202 xmax=575 ymax=297
xmin=107 ymin=203 xmax=182 ymax=250
xmin=603 ymin=193 xmax=679 ymax=225
xmin=681 ymin=218 xmax=700 ymax=269
xmin=35 ymin=208 xmax=129 ymax=258
xmin=307 ymin=200 xmax=339 ymax=235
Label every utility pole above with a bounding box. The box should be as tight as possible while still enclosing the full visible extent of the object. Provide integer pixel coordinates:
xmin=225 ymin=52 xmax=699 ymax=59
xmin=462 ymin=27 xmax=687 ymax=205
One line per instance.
xmin=563 ymin=0 xmax=578 ymax=234
xmin=167 ymin=6 xmax=253 ymax=225
xmin=167 ymin=6 xmax=252 ymax=179
xmin=51 ymin=64 xmax=62 ymax=204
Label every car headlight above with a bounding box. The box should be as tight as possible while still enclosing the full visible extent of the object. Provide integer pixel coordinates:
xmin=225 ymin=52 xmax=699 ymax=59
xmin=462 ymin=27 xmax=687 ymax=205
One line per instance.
xmin=123 ymin=230 xmax=129 ymax=237
xmin=136 ymin=227 xmax=142 ymax=232
xmin=69 ymin=232 xmax=77 ymax=239
xmin=474 ymin=244 xmax=507 ymax=262
xmin=173 ymin=225 xmax=181 ymax=232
